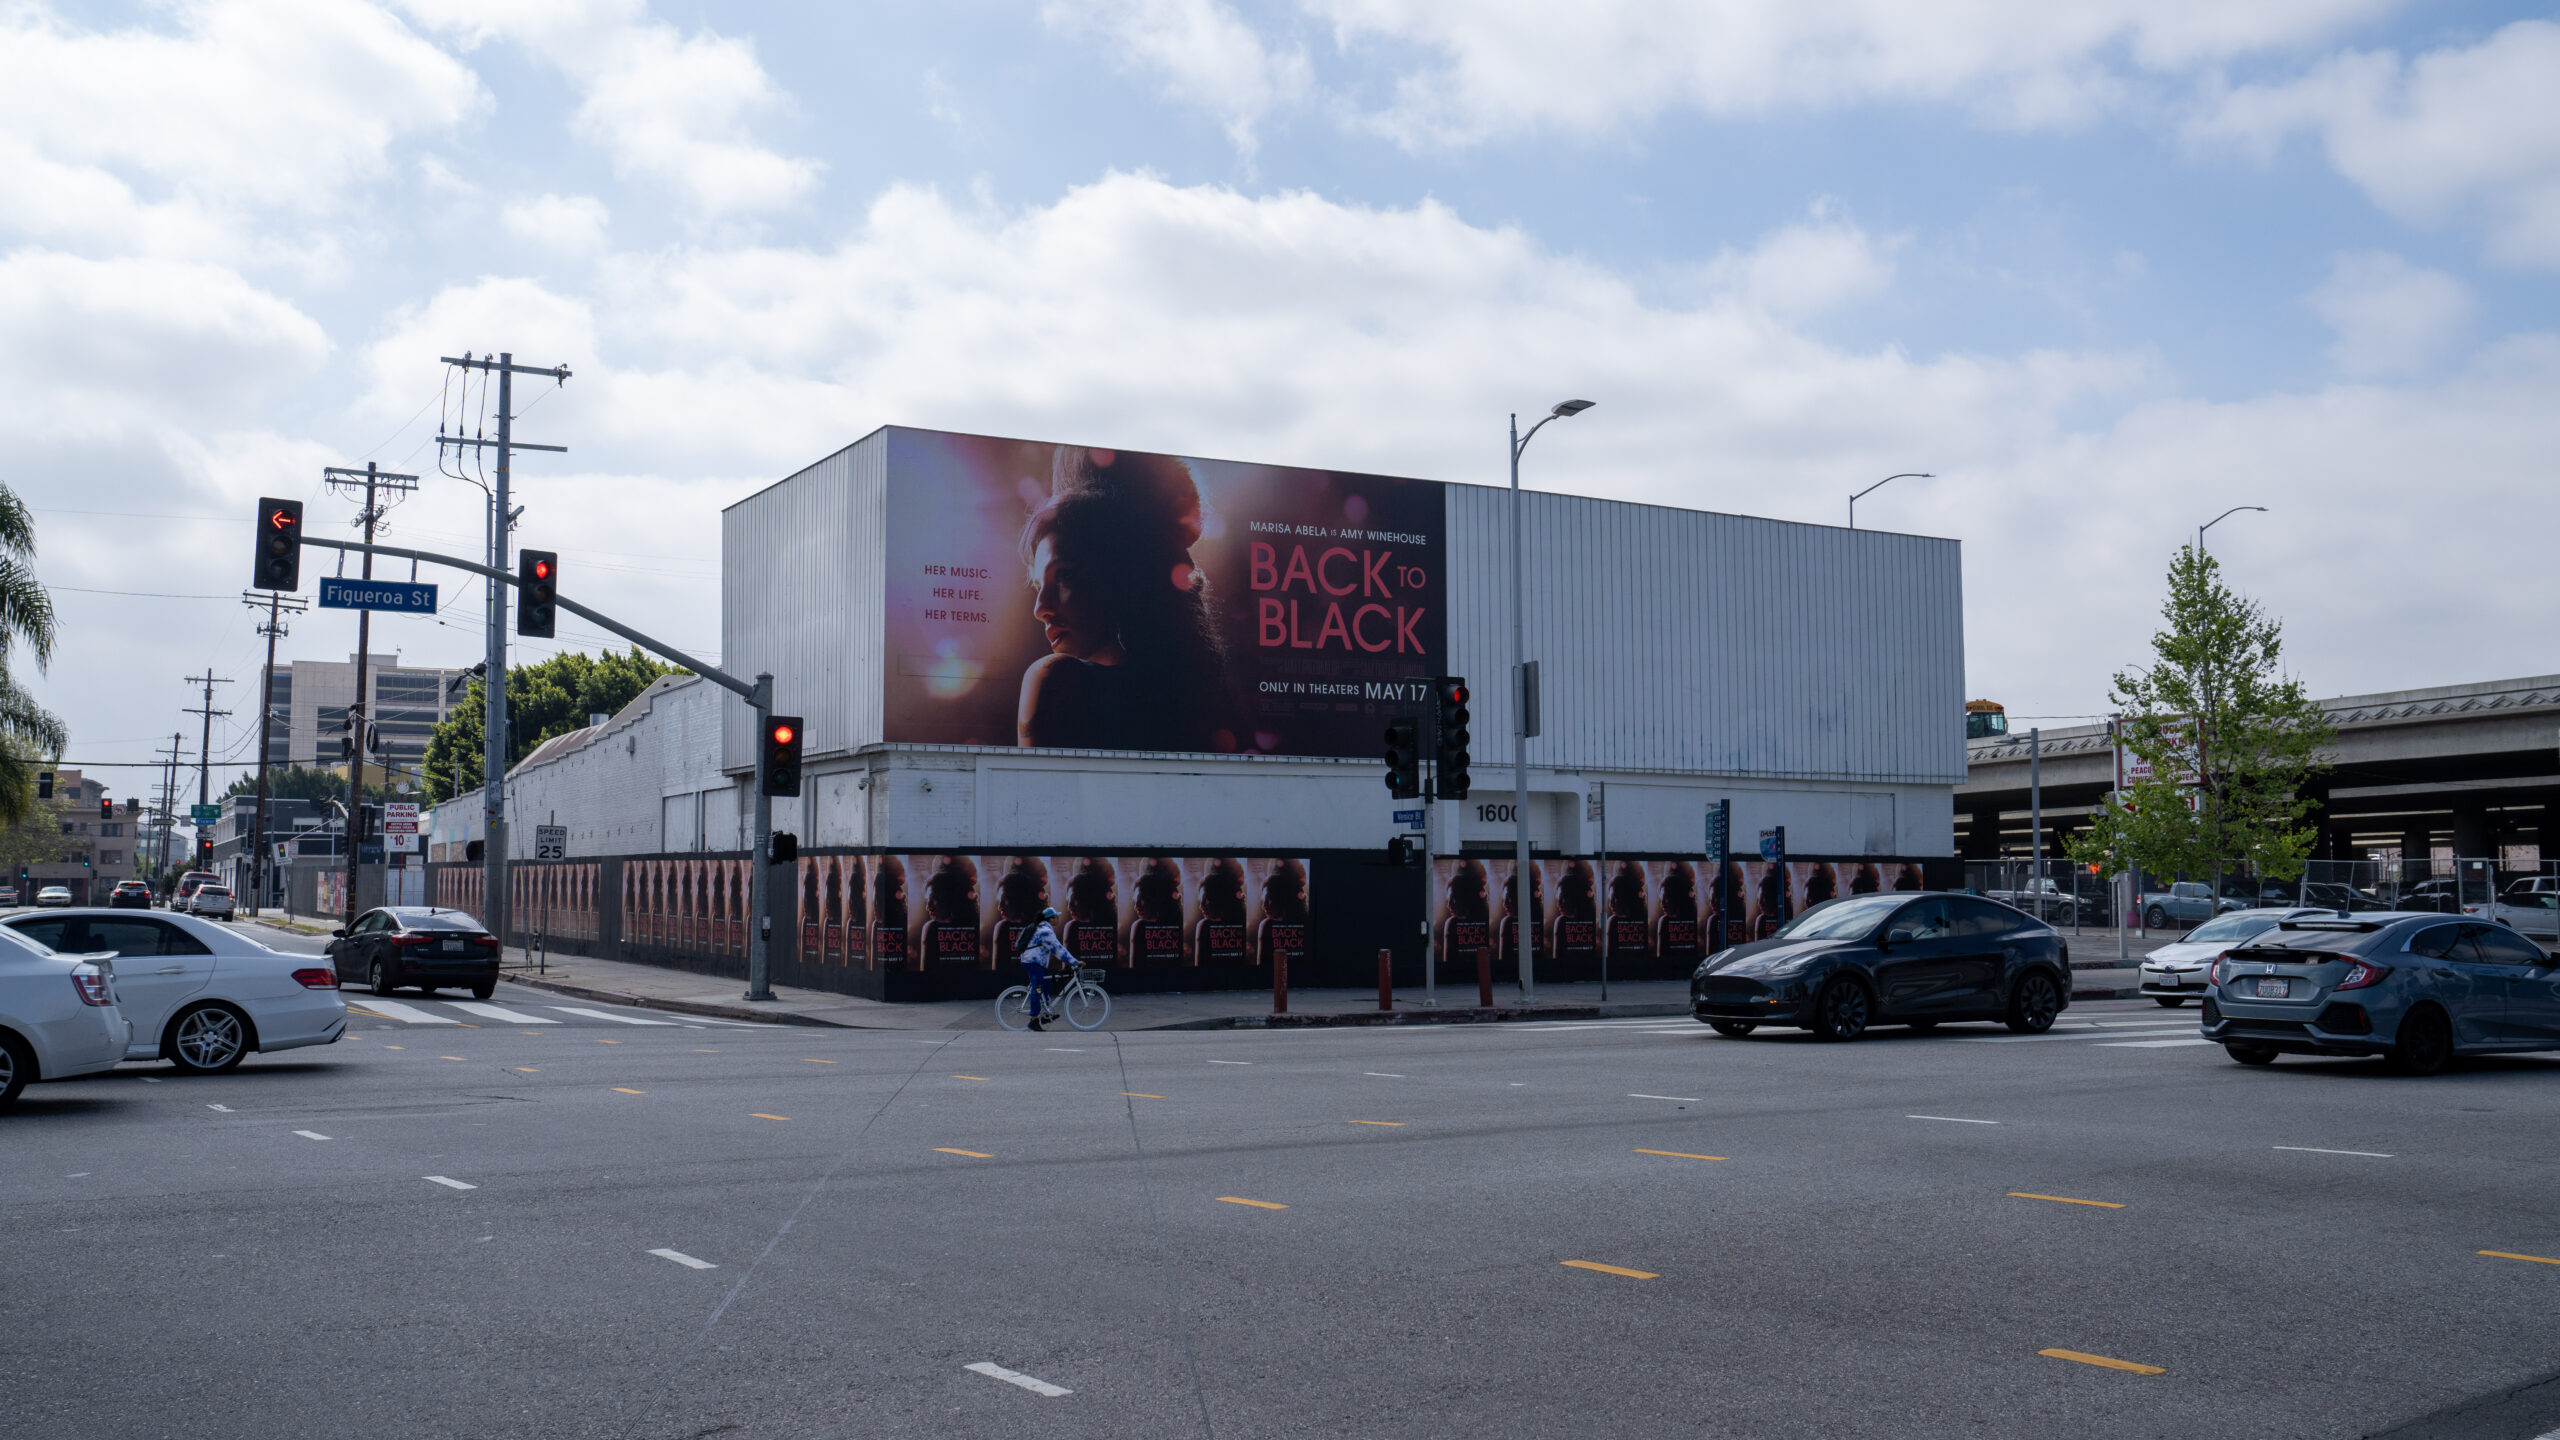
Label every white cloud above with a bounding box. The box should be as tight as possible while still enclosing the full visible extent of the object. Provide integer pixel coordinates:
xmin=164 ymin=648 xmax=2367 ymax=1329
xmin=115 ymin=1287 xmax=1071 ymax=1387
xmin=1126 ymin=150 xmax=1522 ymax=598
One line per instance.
xmin=1044 ymin=0 xmax=1312 ymax=155
xmin=503 ymin=193 xmax=613 ymax=256
xmin=398 ymin=0 xmax=820 ymax=217
xmin=1695 ymin=206 xmax=1898 ymax=316
xmin=1305 ymin=0 xmax=2394 ymax=145
xmin=0 ymin=0 xmax=482 ymax=261
xmin=2305 ymin=251 xmax=2473 ymax=377
xmin=2198 ymin=20 xmax=2560 ymax=267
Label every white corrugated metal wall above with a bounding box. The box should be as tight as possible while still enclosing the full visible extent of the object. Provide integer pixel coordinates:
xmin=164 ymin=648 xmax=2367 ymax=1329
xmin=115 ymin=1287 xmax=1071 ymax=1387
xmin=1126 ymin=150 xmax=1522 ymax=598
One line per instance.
xmin=1446 ymin=485 xmax=1965 ymax=785
xmin=720 ymin=430 xmax=888 ymax=774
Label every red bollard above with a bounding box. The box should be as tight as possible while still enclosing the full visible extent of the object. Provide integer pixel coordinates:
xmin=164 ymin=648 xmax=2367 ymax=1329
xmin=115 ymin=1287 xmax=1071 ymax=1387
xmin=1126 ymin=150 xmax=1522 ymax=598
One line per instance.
xmin=1476 ymin=945 xmax=1493 ymax=1009
xmin=1273 ymin=947 xmax=1288 ymax=1015
xmin=1378 ymin=947 xmax=1393 ymax=1011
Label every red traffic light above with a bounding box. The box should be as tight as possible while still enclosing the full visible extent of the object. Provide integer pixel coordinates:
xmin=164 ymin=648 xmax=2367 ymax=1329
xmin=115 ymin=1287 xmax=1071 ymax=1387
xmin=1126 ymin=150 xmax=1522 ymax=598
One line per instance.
xmin=267 ymin=506 xmax=294 ymax=530
xmin=532 ymin=559 xmax=552 ymax=580
xmin=1448 ymin=684 xmax=1467 ymax=704
xmin=771 ymin=722 xmax=795 ymax=745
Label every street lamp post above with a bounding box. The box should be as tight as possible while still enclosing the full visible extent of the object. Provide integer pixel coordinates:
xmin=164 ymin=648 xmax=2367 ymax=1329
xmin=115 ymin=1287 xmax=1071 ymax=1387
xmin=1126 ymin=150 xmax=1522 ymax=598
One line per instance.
xmin=1509 ymin=398 xmax=1593 ymax=1005
xmin=2197 ymin=506 xmax=2266 ymax=556
xmin=1848 ymin=473 xmax=1932 ymax=529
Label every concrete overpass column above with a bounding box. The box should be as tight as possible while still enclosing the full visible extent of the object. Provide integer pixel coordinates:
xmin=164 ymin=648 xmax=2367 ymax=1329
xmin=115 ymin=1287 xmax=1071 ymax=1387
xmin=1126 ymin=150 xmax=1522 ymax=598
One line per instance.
xmin=1962 ymin=808 xmax=2001 ymax=860
xmin=2400 ymin=823 xmax=2432 ymax=886
xmin=2453 ymin=804 xmax=2492 ymax=862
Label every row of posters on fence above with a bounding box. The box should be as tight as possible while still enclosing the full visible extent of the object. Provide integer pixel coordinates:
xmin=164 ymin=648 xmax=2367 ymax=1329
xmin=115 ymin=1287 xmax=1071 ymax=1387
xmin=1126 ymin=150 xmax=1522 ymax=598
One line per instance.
xmin=1429 ymin=857 xmax=1928 ymax=964
xmin=786 ymin=854 xmax=1313 ymax=972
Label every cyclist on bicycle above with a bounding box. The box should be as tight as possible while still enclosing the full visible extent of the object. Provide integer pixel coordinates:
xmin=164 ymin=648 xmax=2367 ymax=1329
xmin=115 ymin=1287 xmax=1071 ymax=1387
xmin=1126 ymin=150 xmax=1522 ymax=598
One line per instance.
xmin=1019 ymin=907 xmax=1072 ymax=1032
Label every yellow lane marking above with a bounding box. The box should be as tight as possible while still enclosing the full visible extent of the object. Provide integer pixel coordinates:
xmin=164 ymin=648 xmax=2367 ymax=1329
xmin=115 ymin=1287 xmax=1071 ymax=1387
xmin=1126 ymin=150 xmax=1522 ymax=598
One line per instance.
xmin=346 ymin=1006 xmax=391 ymax=1019
xmin=2008 ymin=1193 xmax=2125 ymax=1209
xmin=596 ymin=1039 xmax=622 ymax=1045
xmin=751 ymin=1113 xmax=790 ymax=1122
xmin=1217 ymin=1197 xmax=1288 ymax=1210
xmin=520 ymin=1031 xmax=544 ymax=1036
xmin=383 ymin=1045 xmax=404 ymax=1050
xmin=934 ymin=1148 xmax=994 ymax=1158
xmin=612 ymin=1088 xmax=645 ymax=1095
xmin=803 ymin=1059 xmax=838 ymax=1064
xmin=2040 ymin=1349 xmax=2165 ymax=1375
xmin=1123 ymin=1092 xmax=1166 ymax=1099
xmin=512 ymin=1067 xmax=540 ymax=1073
xmin=2480 ymin=1250 xmax=2560 ymax=1266
xmin=441 ymin=1056 xmax=467 ymax=1062
xmin=1635 ymin=1149 xmax=1727 ymax=1161
xmin=454 ymin=1023 xmax=480 ymax=1029
xmin=953 ymin=1075 xmax=991 ymax=1082
xmin=1562 ymin=1260 xmax=1659 ymax=1280
xmin=1349 ymin=1120 xmax=1406 ymax=1126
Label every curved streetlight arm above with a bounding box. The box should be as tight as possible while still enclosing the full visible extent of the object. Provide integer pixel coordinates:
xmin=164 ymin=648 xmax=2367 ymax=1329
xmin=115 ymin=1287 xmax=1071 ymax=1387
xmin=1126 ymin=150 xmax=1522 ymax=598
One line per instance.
xmin=2197 ymin=505 xmax=2268 ymax=554
xmin=1848 ymin=472 xmax=1932 ymax=529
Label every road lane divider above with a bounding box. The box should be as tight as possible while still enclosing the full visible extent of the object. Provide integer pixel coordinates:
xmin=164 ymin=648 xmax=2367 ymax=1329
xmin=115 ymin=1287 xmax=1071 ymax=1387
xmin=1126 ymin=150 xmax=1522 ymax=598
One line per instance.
xmin=750 ymin=1113 xmax=790 ymax=1122
xmin=2008 ymin=1193 xmax=2125 ymax=1209
xmin=2480 ymin=1250 xmax=2560 ymax=1266
xmin=1349 ymin=1120 xmax=1405 ymax=1127
xmin=1217 ymin=1197 xmax=1288 ymax=1210
xmin=934 ymin=1148 xmax=994 ymax=1158
xmin=207 ymin=1104 xmax=231 ymax=1112
xmin=612 ymin=1087 xmax=645 ymax=1095
xmin=953 ymin=1075 xmax=992 ymax=1082
xmin=1122 ymin=1092 xmax=1165 ymax=1099
xmin=650 ymin=1248 xmax=717 ymax=1269
xmin=2039 ymin=1348 xmax=2164 ymax=1375
xmin=293 ymin=1130 xmax=330 ymax=1141
xmin=803 ymin=1059 xmax=839 ymax=1064
xmin=1908 ymin=1115 xmax=1999 ymax=1125
xmin=1207 ymin=1060 xmax=1251 ymax=1065
xmin=2274 ymin=1146 xmax=2392 ymax=1158
xmin=965 ymin=1362 xmax=1072 ymax=1397
xmin=1561 ymin=1260 xmax=1658 ymax=1280
xmin=1628 ymin=1094 xmax=1702 ymax=1103
xmin=1634 ymin=1149 xmax=1725 ymax=1161
xmin=424 ymin=1176 xmax=477 ymax=1190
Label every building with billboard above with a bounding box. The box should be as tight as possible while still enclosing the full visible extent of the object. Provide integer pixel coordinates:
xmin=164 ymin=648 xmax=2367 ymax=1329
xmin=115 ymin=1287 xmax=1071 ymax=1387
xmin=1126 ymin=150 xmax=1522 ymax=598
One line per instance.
xmin=432 ymin=424 xmax=1968 ymax=1001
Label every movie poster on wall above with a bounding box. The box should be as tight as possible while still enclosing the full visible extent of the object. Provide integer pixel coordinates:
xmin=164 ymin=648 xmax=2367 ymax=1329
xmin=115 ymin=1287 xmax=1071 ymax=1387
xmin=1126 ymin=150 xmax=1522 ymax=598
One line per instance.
xmin=1725 ymin=860 xmax=1925 ymax=940
xmin=844 ymin=854 xmax=1312 ymax=972
xmin=1431 ymin=858 xmax=1548 ymax=964
xmin=879 ymin=428 xmax=1448 ymax=758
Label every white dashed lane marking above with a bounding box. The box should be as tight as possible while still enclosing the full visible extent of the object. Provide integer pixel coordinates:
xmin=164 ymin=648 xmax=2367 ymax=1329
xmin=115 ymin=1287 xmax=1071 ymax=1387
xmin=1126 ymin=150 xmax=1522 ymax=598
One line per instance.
xmin=965 ymin=1362 xmax=1072 ymax=1397
xmin=293 ymin=1130 xmax=330 ymax=1141
xmin=650 ymin=1248 xmax=717 ymax=1269
xmin=424 ymin=1176 xmax=477 ymax=1190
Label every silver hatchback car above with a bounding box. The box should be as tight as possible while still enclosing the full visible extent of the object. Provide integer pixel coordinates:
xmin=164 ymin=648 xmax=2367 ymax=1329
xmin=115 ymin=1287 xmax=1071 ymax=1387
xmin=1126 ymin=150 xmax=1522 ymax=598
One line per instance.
xmin=2202 ymin=914 xmax=2560 ymax=1074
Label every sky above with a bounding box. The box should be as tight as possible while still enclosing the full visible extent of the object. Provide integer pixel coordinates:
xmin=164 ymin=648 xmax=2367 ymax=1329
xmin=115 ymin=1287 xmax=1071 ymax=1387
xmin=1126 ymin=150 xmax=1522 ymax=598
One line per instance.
xmin=6 ymin=0 xmax=2558 ymax=797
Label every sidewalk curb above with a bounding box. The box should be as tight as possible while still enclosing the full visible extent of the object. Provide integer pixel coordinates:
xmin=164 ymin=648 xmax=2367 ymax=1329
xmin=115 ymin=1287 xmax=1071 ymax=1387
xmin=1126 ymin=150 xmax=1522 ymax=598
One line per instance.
xmin=497 ymin=971 xmax=861 ymax=1029
xmin=1147 ymin=1001 xmax=1691 ymax=1030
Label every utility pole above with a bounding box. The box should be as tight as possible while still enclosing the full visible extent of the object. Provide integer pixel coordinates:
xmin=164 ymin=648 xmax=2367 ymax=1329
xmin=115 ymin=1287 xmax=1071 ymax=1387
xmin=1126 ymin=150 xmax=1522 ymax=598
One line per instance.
xmin=155 ymin=733 xmax=183 ymax=887
xmin=324 ymin=462 xmax=418 ymax=924
xmin=242 ymin=590 xmax=307 ymax=916
xmin=183 ymin=673 xmax=231 ymax=872
xmin=438 ymin=351 xmax=569 ymax=949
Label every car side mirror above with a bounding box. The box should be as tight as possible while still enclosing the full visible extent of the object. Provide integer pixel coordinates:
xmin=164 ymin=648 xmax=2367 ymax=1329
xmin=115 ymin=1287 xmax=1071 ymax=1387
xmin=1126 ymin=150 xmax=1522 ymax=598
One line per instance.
xmin=1884 ymin=927 xmax=1915 ymax=947
xmin=330 ymin=928 xmax=347 ymax=938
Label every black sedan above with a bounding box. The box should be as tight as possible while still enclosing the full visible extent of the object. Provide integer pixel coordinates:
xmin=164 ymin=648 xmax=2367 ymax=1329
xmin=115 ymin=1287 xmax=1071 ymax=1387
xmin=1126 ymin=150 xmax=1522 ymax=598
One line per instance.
xmin=326 ymin=907 xmax=502 ymax=998
xmin=1691 ymin=891 xmax=2071 ymax=1040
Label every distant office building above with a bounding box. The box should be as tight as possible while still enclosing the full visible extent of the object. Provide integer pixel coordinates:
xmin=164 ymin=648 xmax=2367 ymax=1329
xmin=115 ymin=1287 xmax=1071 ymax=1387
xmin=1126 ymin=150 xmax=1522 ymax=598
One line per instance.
xmin=266 ymin=653 xmax=469 ymax=792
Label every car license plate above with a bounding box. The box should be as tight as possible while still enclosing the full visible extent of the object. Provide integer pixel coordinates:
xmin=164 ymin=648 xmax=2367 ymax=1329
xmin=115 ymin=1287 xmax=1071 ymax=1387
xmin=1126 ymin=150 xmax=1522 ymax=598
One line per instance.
xmin=440 ymin=939 xmax=461 ymax=953
xmin=2252 ymin=977 xmax=2291 ymax=998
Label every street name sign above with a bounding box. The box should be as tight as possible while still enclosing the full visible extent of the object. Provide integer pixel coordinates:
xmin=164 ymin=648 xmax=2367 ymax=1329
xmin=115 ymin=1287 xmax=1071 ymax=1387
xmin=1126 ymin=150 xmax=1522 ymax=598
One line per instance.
xmin=190 ymin=804 xmax=221 ymax=825
xmin=1392 ymin=808 xmax=1424 ymax=829
xmin=318 ymin=578 xmax=439 ymax=614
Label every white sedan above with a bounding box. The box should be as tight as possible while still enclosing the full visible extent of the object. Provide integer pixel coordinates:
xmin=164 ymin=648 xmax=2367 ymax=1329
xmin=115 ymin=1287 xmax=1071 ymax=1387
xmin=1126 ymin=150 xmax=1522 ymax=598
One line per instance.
xmin=0 ymin=922 xmax=128 ymax=1106
xmin=2138 ymin=907 xmax=2346 ymax=1006
xmin=0 ymin=910 xmax=345 ymax=1074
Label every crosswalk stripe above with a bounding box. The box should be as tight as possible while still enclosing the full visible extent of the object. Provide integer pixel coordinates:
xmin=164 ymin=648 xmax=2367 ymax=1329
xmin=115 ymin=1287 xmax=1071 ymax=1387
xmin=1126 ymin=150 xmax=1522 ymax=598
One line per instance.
xmin=349 ymin=998 xmax=458 ymax=1025
xmin=548 ymin=1006 xmax=681 ymax=1026
xmin=447 ymin=1001 xmax=558 ymax=1024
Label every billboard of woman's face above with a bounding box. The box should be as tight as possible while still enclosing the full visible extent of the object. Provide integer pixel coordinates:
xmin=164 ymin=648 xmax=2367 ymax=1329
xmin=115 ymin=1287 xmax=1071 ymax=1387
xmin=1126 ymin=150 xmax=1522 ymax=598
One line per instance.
xmin=880 ymin=428 xmax=1447 ymax=758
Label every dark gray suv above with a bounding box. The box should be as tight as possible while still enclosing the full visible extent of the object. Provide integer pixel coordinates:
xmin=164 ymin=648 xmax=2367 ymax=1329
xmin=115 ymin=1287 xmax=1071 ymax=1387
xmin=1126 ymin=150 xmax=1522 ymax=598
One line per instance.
xmin=1690 ymin=891 xmax=2071 ymax=1041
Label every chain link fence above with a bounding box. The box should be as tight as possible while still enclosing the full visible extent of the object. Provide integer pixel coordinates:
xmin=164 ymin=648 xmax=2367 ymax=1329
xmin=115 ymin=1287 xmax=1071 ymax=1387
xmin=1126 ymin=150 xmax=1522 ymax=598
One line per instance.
xmin=1962 ymin=856 xmax=2559 ymax=939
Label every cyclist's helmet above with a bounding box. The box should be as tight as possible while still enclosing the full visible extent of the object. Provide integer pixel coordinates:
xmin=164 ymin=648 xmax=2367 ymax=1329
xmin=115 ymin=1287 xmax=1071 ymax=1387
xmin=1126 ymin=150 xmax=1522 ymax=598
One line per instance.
xmin=1040 ymin=907 xmax=1058 ymax=920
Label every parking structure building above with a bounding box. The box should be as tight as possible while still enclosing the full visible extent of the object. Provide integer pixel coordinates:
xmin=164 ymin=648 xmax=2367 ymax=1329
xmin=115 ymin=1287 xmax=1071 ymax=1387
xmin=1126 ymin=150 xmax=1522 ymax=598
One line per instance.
xmin=433 ymin=424 xmax=1968 ymax=1000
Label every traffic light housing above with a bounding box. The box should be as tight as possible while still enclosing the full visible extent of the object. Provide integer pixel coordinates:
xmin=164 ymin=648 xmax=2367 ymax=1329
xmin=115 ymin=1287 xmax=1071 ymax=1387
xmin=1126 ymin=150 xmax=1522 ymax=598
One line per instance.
xmin=517 ymin=550 xmax=558 ymax=638
xmin=1382 ymin=716 xmax=1421 ymax=798
xmin=760 ymin=715 xmax=804 ymax=797
xmin=253 ymin=498 xmax=303 ymax=590
xmin=99 ymin=797 xmax=112 ymax=821
xmin=36 ymin=772 xmax=51 ymax=799
xmin=771 ymin=832 xmax=799 ymax=865
xmin=1433 ymin=677 xmax=1472 ymax=799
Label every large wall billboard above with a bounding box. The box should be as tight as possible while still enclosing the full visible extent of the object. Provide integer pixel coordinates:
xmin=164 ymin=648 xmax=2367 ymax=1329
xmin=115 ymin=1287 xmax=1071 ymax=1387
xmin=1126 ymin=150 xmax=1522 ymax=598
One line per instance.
xmin=882 ymin=428 xmax=1447 ymax=758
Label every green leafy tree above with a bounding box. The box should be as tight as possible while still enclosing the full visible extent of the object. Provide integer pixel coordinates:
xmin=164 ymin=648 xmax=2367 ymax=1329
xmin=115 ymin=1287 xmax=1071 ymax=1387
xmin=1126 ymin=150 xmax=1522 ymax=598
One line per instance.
xmin=421 ymin=648 xmax=682 ymax=803
xmin=223 ymin=767 xmax=406 ymax=804
xmin=2069 ymin=546 xmax=2334 ymax=884
xmin=0 ymin=484 xmax=65 ymax=827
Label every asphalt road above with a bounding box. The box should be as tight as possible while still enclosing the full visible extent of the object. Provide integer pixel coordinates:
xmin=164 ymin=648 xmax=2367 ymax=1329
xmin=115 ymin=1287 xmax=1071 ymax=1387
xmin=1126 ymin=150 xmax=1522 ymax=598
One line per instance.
xmin=8 ymin=973 xmax=2560 ymax=1440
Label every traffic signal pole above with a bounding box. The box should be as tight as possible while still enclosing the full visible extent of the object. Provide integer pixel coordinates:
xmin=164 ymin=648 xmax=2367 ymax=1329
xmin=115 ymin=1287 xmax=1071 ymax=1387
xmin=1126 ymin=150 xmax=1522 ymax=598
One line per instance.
xmin=747 ymin=675 xmax=775 ymax=1002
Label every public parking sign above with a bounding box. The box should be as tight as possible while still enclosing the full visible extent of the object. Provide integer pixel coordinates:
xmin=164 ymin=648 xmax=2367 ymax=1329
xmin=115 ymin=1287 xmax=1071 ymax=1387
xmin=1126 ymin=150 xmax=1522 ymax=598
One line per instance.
xmin=534 ymin=825 xmax=567 ymax=860
xmin=382 ymin=802 xmax=420 ymax=836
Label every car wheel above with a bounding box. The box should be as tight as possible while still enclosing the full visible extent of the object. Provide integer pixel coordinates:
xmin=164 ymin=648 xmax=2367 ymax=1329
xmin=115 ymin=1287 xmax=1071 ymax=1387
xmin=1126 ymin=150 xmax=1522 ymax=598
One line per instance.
xmin=2224 ymin=1043 xmax=2279 ymax=1066
xmin=2005 ymin=972 xmax=2062 ymax=1034
xmin=2154 ymin=996 xmax=2186 ymax=1008
xmin=470 ymin=980 xmax=496 ymax=1000
xmin=0 ymin=1031 xmax=30 ymax=1107
xmin=1707 ymin=1020 xmax=1757 ymax=1038
xmin=1810 ymin=979 xmax=1870 ymax=1041
xmin=165 ymin=1004 xmax=250 ymax=1075
xmin=2144 ymin=906 xmax=2169 ymax=929
xmin=2390 ymin=1006 xmax=2454 ymax=1076
xmin=369 ymin=960 xmax=395 ymax=997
